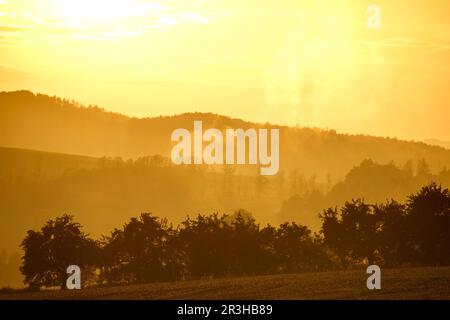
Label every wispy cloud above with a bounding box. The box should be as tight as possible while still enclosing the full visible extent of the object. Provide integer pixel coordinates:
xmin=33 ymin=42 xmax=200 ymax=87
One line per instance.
xmin=0 ymin=25 xmax=35 ymax=32
xmin=367 ymin=36 xmax=448 ymax=48
xmin=0 ymin=0 xmax=225 ymax=45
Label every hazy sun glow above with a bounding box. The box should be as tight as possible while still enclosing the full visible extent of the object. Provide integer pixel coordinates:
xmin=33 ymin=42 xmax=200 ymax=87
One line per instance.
xmin=52 ymin=0 xmax=157 ymax=20
xmin=0 ymin=0 xmax=216 ymax=40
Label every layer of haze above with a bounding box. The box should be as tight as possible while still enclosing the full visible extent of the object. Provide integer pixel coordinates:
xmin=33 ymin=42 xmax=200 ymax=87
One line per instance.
xmin=0 ymin=0 xmax=449 ymax=141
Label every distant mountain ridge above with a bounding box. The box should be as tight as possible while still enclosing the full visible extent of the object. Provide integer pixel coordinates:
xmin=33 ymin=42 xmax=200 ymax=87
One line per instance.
xmin=424 ymin=139 xmax=450 ymax=150
xmin=1 ymin=90 xmax=450 ymax=180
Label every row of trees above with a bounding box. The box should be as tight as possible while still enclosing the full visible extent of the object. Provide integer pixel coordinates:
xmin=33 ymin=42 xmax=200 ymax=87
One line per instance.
xmin=321 ymin=183 xmax=450 ymax=267
xmin=20 ymin=183 xmax=449 ymax=289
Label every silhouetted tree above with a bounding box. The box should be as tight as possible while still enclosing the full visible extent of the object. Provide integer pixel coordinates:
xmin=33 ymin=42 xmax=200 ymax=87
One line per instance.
xmin=20 ymin=215 xmax=99 ymax=290
xmin=274 ymin=222 xmax=328 ymax=272
xmin=340 ymin=199 xmax=378 ymax=264
xmin=101 ymin=213 xmax=178 ymax=284
xmin=178 ymin=213 xmax=233 ymax=277
xmin=320 ymin=207 xmax=349 ymax=267
xmin=258 ymin=224 xmax=278 ymax=273
xmin=321 ymin=200 xmax=379 ymax=266
xmin=227 ymin=211 xmax=261 ymax=275
xmin=406 ymin=183 xmax=450 ymax=265
xmin=373 ymin=200 xmax=410 ymax=266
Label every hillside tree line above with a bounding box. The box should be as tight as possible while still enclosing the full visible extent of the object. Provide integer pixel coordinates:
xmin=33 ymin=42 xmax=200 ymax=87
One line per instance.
xmin=20 ymin=183 xmax=450 ymax=289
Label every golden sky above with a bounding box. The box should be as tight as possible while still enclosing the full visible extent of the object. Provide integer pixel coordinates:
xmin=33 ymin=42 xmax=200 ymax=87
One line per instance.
xmin=0 ymin=0 xmax=449 ymax=141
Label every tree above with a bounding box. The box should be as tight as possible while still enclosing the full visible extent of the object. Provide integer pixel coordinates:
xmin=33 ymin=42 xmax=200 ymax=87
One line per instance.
xmin=320 ymin=200 xmax=378 ymax=266
xmin=101 ymin=213 xmax=178 ymax=284
xmin=227 ymin=211 xmax=261 ymax=275
xmin=258 ymin=224 xmax=277 ymax=274
xmin=340 ymin=199 xmax=378 ymax=264
xmin=406 ymin=183 xmax=450 ymax=265
xmin=320 ymin=207 xmax=348 ymax=267
xmin=274 ymin=222 xmax=327 ymax=272
xmin=373 ymin=200 xmax=410 ymax=266
xmin=20 ymin=215 xmax=99 ymax=290
xmin=178 ymin=213 xmax=233 ymax=277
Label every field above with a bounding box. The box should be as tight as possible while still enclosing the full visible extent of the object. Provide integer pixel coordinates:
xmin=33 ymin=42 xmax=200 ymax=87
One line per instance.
xmin=1 ymin=267 xmax=450 ymax=300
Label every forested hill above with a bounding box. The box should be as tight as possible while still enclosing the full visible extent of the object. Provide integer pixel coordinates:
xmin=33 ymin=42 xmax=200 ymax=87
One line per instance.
xmin=1 ymin=90 xmax=450 ymax=180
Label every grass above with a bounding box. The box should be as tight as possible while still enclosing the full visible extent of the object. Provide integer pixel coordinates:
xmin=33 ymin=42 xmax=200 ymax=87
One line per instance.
xmin=1 ymin=266 xmax=450 ymax=300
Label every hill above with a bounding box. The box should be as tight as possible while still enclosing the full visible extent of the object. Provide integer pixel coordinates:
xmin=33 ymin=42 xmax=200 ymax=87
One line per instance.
xmin=2 ymin=90 xmax=450 ymax=181
xmin=424 ymin=139 xmax=450 ymax=150
xmin=0 ymin=146 xmax=97 ymax=178
xmin=1 ymin=267 xmax=449 ymax=300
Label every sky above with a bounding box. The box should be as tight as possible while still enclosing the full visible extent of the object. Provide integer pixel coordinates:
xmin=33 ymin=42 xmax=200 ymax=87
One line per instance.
xmin=0 ymin=0 xmax=449 ymax=141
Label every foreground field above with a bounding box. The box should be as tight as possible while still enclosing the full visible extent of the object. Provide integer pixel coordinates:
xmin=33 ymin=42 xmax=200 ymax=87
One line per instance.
xmin=2 ymin=267 xmax=450 ymax=300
